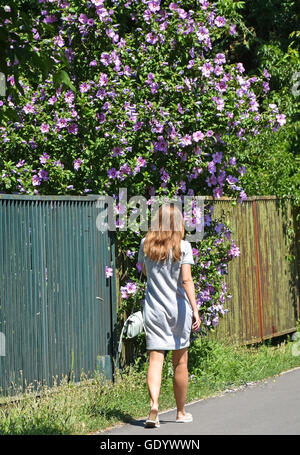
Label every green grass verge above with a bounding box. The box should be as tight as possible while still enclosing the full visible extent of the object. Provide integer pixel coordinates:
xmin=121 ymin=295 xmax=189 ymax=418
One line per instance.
xmin=0 ymin=325 xmax=300 ymax=435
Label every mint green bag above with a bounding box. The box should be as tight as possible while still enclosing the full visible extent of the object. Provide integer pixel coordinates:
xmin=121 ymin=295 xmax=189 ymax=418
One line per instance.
xmin=118 ymin=272 xmax=146 ymax=354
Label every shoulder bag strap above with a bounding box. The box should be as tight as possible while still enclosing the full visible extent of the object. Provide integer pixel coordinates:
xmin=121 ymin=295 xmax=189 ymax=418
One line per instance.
xmin=130 ymin=270 xmax=143 ymax=316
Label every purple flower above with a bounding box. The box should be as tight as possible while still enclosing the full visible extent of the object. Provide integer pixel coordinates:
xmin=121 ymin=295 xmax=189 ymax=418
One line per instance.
xmin=105 ymin=266 xmax=113 ymax=278
xmin=177 ymin=103 xmax=184 ymax=114
xmin=126 ymin=281 xmax=138 ymax=294
xmin=23 ymin=104 xmax=35 ymax=114
xmin=38 ymin=169 xmax=49 ymax=181
xmin=214 ymin=53 xmax=226 ymax=65
xmin=276 ymin=113 xmax=286 ymax=126
xmin=147 ymin=1 xmax=160 ymax=12
xmin=179 ymin=180 xmax=186 ymax=193
xmin=239 ymin=190 xmax=247 ymax=202
xmin=212 ymin=152 xmax=223 ymax=163
xmin=229 ymin=243 xmax=240 ymax=257
xmin=160 ymin=167 xmax=170 ymax=182
xmin=196 ymin=26 xmax=209 ymax=41
xmin=48 ymin=96 xmax=57 ymax=105
xmin=146 ymin=32 xmax=158 ymax=44
xmin=215 ymin=80 xmax=227 ymax=92
xmin=80 ymin=82 xmax=91 ymax=93
xmin=238 ymin=165 xmax=246 ymax=176
xmin=16 ymin=160 xmax=25 ymax=168
xmin=120 ymin=163 xmax=131 ymax=176
xmin=215 ymin=16 xmax=226 ymax=27
xmin=212 ymin=316 xmax=219 ymax=327
xmin=201 ymin=62 xmax=213 ymax=77
xmin=39 ymin=152 xmax=50 ymax=164
xmin=112 ymin=146 xmax=124 ymax=157
xmin=32 ymin=175 xmax=41 ymax=186
xmin=263 ymin=82 xmax=270 ymax=93
xmin=54 ymin=160 xmax=64 ymax=168
xmin=57 ymin=118 xmax=68 ymax=128
xmin=54 ymin=35 xmax=65 ymax=47
xmin=213 ymin=187 xmax=223 ymax=198
xmin=126 ymin=249 xmax=136 ymax=259
xmin=120 ymin=286 xmax=130 ymax=299
xmin=108 ymin=168 xmax=119 ymax=179
xmin=43 ymin=14 xmax=57 ymax=24
xmin=67 ymin=123 xmax=78 ymax=134
xmin=169 ymin=2 xmax=178 ymax=11
xmin=193 ymin=131 xmax=204 ymax=142
xmin=180 ymin=134 xmax=192 ymax=146
xmin=207 ymin=161 xmax=216 ymax=174
xmin=236 ymin=63 xmax=245 ymax=73
xmin=74 ymin=158 xmax=83 ymax=171
xmin=213 ymin=97 xmax=225 ymax=111
xmin=96 ymin=112 xmax=106 ymax=123
xmin=40 ymin=123 xmax=50 ymax=133
xmin=99 ymin=73 xmax=108 ymax=86
xmin=65 ymin=91 xmax=74 ymax=104
xmin=229 ymin=24 xmax=237 ymax=35
xmin=79 ymin=13 xmax=88 ymax=24
xmin=226 ymin=175 xmax=238 ymax=185
xmin=100 ymin=52 xmax=112 ymax=66
xmin=136 ymin=156 xmax=146 ymax=167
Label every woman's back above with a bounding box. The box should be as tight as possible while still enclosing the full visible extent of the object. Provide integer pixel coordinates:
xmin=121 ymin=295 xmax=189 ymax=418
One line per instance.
xmin=138 ymin=237 xmax=195 ymax=350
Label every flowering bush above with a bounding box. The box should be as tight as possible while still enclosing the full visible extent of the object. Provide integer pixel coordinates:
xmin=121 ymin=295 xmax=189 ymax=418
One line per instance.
xmin=0 ymin=0 xmax=286 ymax=333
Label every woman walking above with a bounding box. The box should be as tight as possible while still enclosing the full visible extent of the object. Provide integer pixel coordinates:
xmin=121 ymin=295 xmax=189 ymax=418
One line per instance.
xmin=138 ymin=203 xmax=201 ymax=428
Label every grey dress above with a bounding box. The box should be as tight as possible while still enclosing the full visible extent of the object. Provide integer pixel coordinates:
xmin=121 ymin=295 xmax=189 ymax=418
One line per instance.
xmin=138 ymin=237 xmax=195 ymax=350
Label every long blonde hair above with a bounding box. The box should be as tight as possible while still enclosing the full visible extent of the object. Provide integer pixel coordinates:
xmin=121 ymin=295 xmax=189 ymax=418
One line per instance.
xmin=143 ymin=203 xmax=184 ymax=262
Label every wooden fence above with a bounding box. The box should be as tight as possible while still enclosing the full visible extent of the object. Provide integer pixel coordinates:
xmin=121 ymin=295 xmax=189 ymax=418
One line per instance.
xmin=120 ymin=196 xmax=299 ymax=362
xmin=206 ymin=196 xmax=299 ymax=345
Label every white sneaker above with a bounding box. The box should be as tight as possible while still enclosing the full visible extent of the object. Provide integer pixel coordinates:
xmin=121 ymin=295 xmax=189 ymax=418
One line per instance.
xmin=176 ymin=412 xmax=193 ymax=423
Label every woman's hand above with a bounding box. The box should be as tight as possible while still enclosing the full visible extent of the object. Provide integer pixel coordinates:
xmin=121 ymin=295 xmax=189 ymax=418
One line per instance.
xmin=192 ymin=309 xmax=201 ymax=332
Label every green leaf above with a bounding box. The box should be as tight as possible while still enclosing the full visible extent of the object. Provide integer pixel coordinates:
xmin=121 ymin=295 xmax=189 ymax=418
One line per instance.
xmin=53 ymin=69 xmax=76 ymax=92
xmin=4 ymin=107 xmax=20 ymax=122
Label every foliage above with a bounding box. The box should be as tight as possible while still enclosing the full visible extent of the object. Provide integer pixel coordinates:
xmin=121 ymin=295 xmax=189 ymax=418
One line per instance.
xmin=229 ymin=0 xmax=300 ymax=206
xmin=0 ymin=0 xmax=287 ymax=333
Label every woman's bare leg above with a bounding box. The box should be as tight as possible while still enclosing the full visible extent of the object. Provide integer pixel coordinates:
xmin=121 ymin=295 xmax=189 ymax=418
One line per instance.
xmin=172 ymin=347 xmax=188 ymax=419
xmin=147 ymin=350 xmax=165 ymax=416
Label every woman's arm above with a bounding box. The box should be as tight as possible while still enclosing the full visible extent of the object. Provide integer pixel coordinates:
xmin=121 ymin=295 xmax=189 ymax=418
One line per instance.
xmin=142 ymin=263 xmax=146 ymax=276
xmin=181 ymin=263 xmax=201 ymax=331
xmin=181 ymin=264 xmax=197 ymax=311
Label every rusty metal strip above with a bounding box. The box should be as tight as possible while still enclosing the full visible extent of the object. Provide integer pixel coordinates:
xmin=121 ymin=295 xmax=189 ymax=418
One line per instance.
xmin=253 ymin=200 xmax=264 ymax=341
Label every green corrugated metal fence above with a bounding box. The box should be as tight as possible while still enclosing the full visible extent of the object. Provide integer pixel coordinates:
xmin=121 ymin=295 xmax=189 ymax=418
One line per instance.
xmin=0 ymin=195 xmax=117 ymax=396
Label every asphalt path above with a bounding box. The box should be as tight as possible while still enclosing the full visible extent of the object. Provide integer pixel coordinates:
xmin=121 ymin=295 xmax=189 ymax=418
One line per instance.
xmin=98 ymin=367 xmax=300 ymax=435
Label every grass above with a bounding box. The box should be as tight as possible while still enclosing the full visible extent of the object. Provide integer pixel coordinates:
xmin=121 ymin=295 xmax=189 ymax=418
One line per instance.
xmin=0 ymin=323 xmax=300 ymax=435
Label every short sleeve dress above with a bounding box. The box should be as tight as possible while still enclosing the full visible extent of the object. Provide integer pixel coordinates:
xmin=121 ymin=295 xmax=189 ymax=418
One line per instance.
xmin=138 ymin=237 xmax=195 ymax=351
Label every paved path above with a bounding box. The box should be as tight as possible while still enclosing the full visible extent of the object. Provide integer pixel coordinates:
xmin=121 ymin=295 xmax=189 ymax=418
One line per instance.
xmin=99 ymin=367 xmax=300 ymax=435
